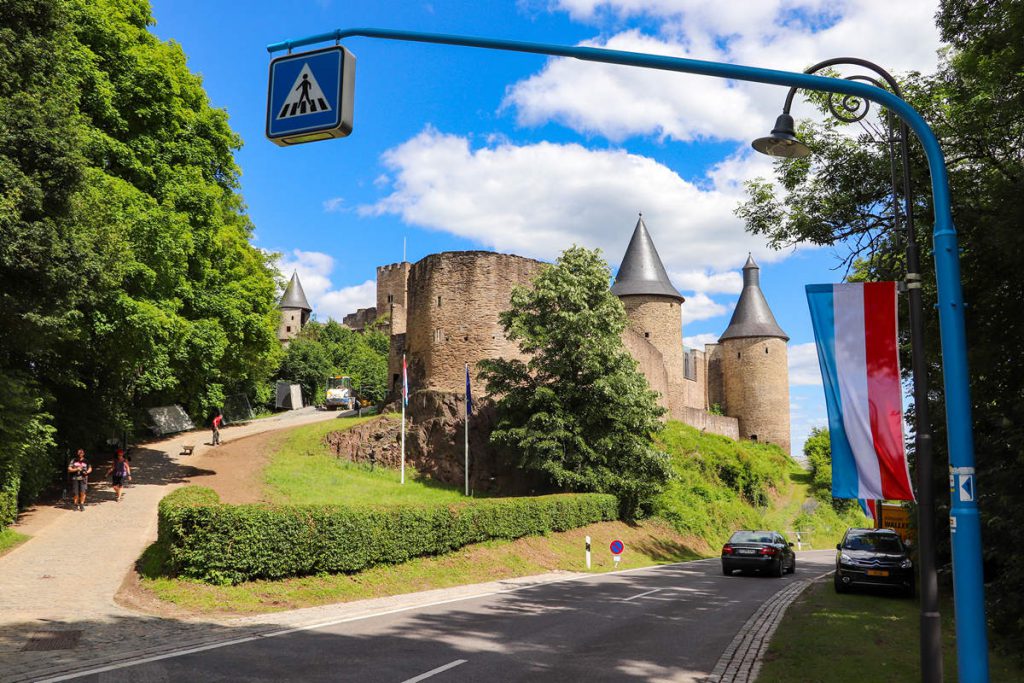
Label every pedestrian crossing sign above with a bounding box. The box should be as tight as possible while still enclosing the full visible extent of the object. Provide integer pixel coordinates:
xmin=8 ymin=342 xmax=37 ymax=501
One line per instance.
xmin=266 ymin=46 xmax=355 ymax=146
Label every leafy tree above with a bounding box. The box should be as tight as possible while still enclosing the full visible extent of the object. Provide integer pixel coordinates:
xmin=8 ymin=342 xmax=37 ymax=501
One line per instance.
xmin=0 ymin=0 xmax=281 ymax=520
xmin=737 ymin=0 xmax=1024 ymax=655
xmin=277 ymin=320 xmax=389 ymax=406
xmin=478 ymin=247 xmax=670 ymax=517
xmin=802 ymin=427 xmax=854 ymax=513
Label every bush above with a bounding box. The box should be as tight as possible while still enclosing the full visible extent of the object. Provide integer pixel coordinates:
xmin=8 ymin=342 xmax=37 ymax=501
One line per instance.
xmin=158 ymin=486 xmax=617 ymax=584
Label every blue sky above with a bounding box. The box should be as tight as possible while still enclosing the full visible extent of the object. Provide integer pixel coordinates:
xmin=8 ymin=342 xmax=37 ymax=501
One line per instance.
xmin=148 ymin=0 xmax=941 ymax=455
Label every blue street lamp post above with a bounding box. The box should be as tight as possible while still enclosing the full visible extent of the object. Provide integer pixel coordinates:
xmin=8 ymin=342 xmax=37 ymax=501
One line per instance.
xmin=267 ymin=29 xmax=990 ymax=682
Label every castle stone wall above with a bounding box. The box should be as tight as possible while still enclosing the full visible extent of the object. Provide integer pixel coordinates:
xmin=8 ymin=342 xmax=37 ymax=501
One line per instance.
xmin=678 ymin=406 xmax=740 ymax=440
xmin=621 ymin=328 xmax=671 ymax=415
xmin=342 ymin=306 xmax=377 ymax=331
xmin=620 ymin=295 xmax=685 ymax=417
xmin=706 ymin=343 xmax=724 ymax=411
xmin=405 ymin=252 xmax=545 ymax=393
xmin=682 ymin=347 xmax=708 ymax=411
xmin=720 ymin=336 xmax=790 ymax=454
xmin=277 ymin=308 xmax=305 ymax=344
xmin=377 ymin=262 xmax=410 ymax=335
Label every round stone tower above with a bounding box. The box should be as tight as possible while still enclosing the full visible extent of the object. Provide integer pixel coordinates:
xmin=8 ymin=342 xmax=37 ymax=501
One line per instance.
xmin=277 ymin=271 xmax=312 ymax=345
xmin=718 ymin=255 xmax=790 ymax=454
xmin=611 ymin=216 xmax=685 ymax=416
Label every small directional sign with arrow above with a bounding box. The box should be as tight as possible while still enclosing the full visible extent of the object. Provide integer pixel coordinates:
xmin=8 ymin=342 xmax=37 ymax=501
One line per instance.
xmin=266 ymin=46 xmax=355 ymax=146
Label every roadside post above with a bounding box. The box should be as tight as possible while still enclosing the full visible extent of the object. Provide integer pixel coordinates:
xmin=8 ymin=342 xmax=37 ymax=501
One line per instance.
xmin=585 ymin=536 xmax=591 ymax=569
xmin=265 ymin=29 xmax=990 ymax=681
xmin=610 ymin=539 xmax=624 ymax=569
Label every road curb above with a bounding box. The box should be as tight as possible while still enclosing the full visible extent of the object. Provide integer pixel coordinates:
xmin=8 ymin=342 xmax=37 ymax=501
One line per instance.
xmin=706 ymin=571 xmax=831 ymax=683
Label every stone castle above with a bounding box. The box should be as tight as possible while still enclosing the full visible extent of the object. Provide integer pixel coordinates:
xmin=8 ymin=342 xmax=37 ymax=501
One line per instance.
xmin=334 ymin=216 xmax=792 ymax=455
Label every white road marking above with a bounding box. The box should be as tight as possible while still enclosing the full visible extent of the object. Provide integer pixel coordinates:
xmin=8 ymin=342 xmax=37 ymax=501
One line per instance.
xmin=401 ymin=659 xmax=468 ymax=682
xmin=621 ymin=588 xmax=663 ymax=601
xmin=37 ymin=552 xmax=835 ymax=682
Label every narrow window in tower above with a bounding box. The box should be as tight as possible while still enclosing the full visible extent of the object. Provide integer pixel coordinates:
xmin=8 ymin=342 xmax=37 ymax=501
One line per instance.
xmin=737 ymin=352 xmax=741 ymax=359
xmin=751 ymin=434 xmax=758 ymax=441
xmin=286 ymin=326 xmax=291 ymax=333
xmin=644 ymin=332 xmax=650 ymax=338
xmin=765 ymin=347 xmax=769 ymax=354
xmin=434 ymin=328 xmax=443 ymax=343
xmin=387 ymin=294 xmax=394 ymax=304
xmin=437 ymin=296 xmax=442 ymax=307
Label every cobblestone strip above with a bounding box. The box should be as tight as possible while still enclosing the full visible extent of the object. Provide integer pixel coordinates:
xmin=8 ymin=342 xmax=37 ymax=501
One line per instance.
xmin=705 ymin=573 xmax=828 ymax=683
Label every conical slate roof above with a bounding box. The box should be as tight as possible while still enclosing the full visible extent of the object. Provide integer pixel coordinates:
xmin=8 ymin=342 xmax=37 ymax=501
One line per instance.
xmin=279 ymin=271 xmax=312 ymax=311
xmin=719 ymin=254 xmax=788 ymax=341
xmin=610 ymin=216 xmax=684 ymax=301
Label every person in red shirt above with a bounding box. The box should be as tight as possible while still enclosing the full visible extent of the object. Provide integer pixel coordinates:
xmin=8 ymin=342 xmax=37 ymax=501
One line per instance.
xmin=212 ymin=412 xmax=223 ymax=446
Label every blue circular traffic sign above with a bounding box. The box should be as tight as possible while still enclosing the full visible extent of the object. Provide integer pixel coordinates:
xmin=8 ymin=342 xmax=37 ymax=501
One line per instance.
xmin=610 ymin=539 xmax=624 ymax=555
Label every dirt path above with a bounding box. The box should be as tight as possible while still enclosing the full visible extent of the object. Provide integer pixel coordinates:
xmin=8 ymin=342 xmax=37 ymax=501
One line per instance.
xmin=186 ymin=428 xmax=288 ymax=503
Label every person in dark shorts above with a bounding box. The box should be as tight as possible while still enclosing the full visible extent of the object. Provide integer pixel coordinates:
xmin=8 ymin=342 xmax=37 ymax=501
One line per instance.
xmin=106 ymin=449 xmax=131 ymax=502
xmin=211 ymin=412 xmax=223 ymax=446
xmin=68 ymin=449 xmax=92 ymax=511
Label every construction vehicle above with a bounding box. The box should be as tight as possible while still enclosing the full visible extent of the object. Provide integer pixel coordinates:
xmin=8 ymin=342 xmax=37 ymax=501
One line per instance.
xmin=325 ymin=375 xmax=356 ymax=410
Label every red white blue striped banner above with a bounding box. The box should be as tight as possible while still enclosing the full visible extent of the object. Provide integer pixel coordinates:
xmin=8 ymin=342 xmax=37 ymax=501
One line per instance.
xmin=806 ymin=282 xmax=915 ymax=501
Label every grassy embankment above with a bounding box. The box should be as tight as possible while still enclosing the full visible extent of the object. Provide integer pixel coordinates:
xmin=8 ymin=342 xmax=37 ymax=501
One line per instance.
xmin=0 ymin=528 xmax=29 ymax=557
xmin=138 ymin=417 xmax=848 ymax=615
xmin=757 ymin=578 xmax=1024 ymax=682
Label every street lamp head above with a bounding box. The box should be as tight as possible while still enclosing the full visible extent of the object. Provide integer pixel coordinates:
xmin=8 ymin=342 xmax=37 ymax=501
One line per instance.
xmin=751 ymin=113 xmax=811 ymax=158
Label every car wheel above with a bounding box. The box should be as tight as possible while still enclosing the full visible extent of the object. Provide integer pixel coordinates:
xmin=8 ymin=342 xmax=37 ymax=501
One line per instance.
xmin=722 ymin=565 xmax=733 ymax=576
xmin=787 ymin=557 xmax=796 ymax=574
xmin=773 ymin=558 xmax=785 ymax=577
xmin=833 ymin=572 xmax=848 ymax=593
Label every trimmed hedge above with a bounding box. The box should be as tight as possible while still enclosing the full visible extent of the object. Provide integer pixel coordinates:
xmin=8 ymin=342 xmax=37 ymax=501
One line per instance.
xmin=158 ymin=486 xmax=618 ymax=584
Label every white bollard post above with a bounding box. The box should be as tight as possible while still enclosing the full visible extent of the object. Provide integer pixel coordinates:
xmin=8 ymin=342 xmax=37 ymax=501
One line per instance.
xmin=585 ymin=536 xmax=591 ymax=569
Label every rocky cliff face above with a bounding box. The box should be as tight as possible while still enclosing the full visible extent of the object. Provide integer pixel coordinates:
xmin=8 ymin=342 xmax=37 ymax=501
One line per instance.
xmin=324 ymin=390 xmax=549 ymax=496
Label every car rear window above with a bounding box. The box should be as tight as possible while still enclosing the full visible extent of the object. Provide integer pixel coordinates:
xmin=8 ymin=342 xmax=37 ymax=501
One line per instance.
xmin=729 ymin=531 xmax=774 ymax=543
xmin=843 ymin=533 xmax=904 ymax=553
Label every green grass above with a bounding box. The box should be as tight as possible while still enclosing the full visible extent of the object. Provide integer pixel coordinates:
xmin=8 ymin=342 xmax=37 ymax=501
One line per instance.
xmin=0 ymin=528 xmax=29 ymax=556
xmin=263 ymin=416 xmax=468 ymax=506
xmin=137 ymin=518 xmax=704 ymax=615
xmin=758 ymin=579 xmax=1024 ymax=682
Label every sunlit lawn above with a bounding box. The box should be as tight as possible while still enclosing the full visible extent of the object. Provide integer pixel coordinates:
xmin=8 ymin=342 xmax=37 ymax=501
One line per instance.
xmin=757 ymin=579 xmax=1024 ymax=682
xmin=262 ymin=415 xmax=469 ymax=506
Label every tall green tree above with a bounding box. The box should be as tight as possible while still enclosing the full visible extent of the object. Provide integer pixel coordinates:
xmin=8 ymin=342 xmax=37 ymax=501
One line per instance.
xmin=737 ymin=0 xmax=1024 ymax=655
xmin=0 ymin=0 xmax=281 ymax=519
xmin=478 ymin=247 xmax=670 ymax=517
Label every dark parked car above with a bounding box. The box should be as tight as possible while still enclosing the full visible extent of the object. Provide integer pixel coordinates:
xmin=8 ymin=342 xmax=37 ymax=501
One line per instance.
xmin=834 ymin=528 xmax=914 ymax=596
xmin=721 ymin=530 xmax=796 ymax=577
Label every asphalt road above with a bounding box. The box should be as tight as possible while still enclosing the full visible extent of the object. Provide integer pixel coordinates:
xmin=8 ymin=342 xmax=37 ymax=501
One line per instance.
xmin=72 ymin=550 xmax=834 ymax=683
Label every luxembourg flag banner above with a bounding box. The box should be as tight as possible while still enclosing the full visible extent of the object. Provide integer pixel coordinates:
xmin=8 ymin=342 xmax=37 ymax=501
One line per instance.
xmin=859 ymin=499 xmax=877 ymax=523
xmin=806 ymin=282 xmax=915 ymax=501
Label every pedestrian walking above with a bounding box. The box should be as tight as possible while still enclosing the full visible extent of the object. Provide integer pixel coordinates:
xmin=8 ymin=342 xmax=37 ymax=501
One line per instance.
xmin=211 ymin=411 xmax=223 ymax=446
xmin=106 ymin=449 xmax=131 ymax=502
xmin=68 ymin=449 xmax=92 ymax=511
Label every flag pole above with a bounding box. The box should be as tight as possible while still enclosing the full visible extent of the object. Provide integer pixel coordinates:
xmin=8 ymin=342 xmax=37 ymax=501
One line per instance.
xmin=465 ymin=362 xmax=470 ymax=496
xmin=401 ymin=353 xmax=407 ymax=485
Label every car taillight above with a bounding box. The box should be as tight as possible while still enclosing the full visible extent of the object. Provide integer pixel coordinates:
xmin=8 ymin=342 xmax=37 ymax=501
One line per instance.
xmin=759 ymin=547 xmax=777 ymax=556
xmin=722 ymin=545 xmax=734 ymax=555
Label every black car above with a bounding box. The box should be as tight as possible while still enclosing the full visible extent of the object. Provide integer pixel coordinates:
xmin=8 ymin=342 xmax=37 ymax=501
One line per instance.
xmin=834 ymin=528 xmax=914 ymax=596
xmin=721 ymin=530 xmax=796 ymax=577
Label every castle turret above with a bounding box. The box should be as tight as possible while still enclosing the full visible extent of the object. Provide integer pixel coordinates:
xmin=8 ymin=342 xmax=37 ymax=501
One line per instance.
xmin=612 ymin=215 xmax=686 ymax=416
xmin=278 ymin=271 xmax=312 ymax=344
xmin=718 ymin=254 xmax=790 ymax=454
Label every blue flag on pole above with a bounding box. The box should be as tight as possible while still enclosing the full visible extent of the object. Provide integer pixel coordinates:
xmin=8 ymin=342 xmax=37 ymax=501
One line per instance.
xmin=465 ymin=363 xmax=473 ymax=416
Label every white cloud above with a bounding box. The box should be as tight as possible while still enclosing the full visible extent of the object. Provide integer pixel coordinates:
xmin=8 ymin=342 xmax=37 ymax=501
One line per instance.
xmin=276 ymin=249 xmax=376 ymax=322
xmin=364 ymin=128 xmax=781 ymax=275
xmin=681 ymin=292 xmax=728 ymax=323
xmin=323 ymin=197 xmax=346 ymax=212
xmin=788 ymin=341 xmax=823 ymax=386
xmin=318 ymin=280 xmax=377 ymax=322
xmin=507 ymin=1 xmax=941 ymax=143
xmin=683 ymin=332 xmax=718 ymax=349
xmin=672 ymin=270 xmax=743 ymax=295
